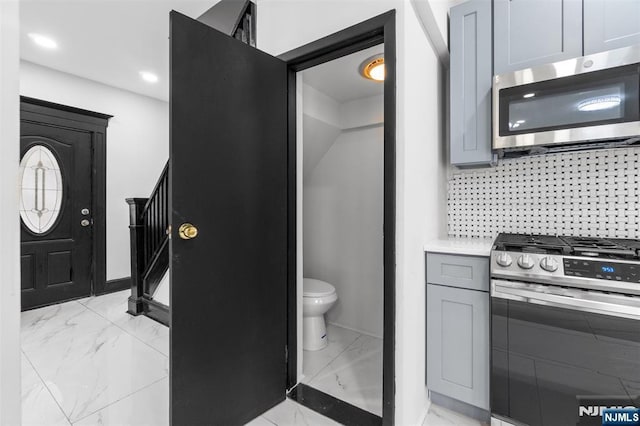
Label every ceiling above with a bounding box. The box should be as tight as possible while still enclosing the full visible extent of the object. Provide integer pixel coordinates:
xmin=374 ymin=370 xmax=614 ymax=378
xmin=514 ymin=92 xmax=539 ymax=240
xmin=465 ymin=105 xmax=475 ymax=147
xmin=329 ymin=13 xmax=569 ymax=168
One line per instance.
xmin=301 ymin=44 xmax=384 ymax=103
xmin=20 ymin=0 xmax=216 ymax=102
xmin=21 ymin=2 xmax=384 ymax=104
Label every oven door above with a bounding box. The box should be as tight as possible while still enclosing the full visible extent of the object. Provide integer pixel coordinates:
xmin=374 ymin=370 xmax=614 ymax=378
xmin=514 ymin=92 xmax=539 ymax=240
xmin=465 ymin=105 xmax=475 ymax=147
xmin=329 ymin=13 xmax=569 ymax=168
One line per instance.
xmin=493 ymin=45 xmax=640 ymax=150
xmin=491 ymin=279 xmax=640 ymax=426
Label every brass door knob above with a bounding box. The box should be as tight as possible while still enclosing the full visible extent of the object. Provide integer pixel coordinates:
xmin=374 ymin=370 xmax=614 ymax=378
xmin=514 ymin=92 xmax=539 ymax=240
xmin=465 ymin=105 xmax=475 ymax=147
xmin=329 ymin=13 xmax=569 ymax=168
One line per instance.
xmin=178 ymin=223 xmax=198 ymax=240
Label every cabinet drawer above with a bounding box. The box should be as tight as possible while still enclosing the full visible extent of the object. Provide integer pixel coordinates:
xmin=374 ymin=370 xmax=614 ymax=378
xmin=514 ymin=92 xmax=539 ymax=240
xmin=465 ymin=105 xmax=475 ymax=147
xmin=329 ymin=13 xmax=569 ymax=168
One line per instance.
xmin=426 ymin=253 xmax=489 ymax=292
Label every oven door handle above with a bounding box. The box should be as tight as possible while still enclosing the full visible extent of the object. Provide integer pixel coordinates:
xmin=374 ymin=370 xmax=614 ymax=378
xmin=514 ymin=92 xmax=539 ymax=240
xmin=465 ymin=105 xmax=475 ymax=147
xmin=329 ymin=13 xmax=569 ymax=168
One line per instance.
xmin=491 ymin=279 xmax=640 ymax=321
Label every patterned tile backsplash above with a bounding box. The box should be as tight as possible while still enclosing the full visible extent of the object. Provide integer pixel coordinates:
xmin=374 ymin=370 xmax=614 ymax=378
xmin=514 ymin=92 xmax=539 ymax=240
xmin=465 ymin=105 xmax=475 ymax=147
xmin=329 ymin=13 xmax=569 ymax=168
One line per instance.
xmin=447 ymin=147 xmax=640 ymax=239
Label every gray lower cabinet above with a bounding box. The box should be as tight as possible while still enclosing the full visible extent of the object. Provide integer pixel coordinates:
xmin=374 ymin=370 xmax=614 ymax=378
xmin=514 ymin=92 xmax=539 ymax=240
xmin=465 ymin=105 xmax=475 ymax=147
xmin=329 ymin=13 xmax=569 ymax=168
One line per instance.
xmin=427 ymin=283 xmax=489 ymax=410
xmin=584 ymin=0 xmax=640 ymax=55
xmin=493 ymin=0 xmax=583 ymax=75
xmin=426 ymin=253 xmax=489 ymax=292
xmin=449 ymin=0 xmax=494 ymax=167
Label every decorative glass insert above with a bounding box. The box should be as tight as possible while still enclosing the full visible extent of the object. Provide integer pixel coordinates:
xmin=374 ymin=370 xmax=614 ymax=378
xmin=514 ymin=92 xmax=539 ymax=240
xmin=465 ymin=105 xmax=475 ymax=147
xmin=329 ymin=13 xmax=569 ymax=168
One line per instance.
xmin=19 ymin=145 xmax=63 ymax=234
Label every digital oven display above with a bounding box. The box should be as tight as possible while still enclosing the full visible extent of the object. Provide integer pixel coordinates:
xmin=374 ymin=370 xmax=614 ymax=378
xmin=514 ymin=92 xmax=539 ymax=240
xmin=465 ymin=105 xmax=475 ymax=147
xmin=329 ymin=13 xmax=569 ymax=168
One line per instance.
xmin=564 ymin=259 xmax=639 ymax=282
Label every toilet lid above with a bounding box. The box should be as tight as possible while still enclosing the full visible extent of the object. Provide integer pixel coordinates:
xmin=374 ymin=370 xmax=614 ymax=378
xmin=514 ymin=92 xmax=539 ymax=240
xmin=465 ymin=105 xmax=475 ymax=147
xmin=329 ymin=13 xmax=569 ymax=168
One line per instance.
xmin=303 ymin=278 xmax=335 ymax=297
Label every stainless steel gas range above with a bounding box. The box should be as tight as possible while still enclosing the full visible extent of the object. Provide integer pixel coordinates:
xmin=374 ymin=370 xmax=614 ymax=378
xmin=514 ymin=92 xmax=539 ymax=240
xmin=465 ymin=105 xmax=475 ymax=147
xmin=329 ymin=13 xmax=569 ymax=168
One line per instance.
xmin=490 ymin=233 xmax=640 ymax=426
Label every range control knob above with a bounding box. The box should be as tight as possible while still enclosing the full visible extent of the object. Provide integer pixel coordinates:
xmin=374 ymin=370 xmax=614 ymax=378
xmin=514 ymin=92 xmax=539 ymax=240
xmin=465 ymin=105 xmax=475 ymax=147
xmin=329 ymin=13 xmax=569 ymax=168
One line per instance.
xmin=540 ymin=256 xmax=559 ymax=272
xmin=496 ymin=252 xmax=513 ymax=267
xmin=517 ymin=254 xmax=536 ymax=270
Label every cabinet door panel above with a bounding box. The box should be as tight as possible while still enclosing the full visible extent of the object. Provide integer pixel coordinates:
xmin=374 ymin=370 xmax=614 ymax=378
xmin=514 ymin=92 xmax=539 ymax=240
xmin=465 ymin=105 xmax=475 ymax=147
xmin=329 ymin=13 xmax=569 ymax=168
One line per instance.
xmin=426 ymin=284 xmax=489 ymax=410
xmin=450 ymin=0 xmax=493 ymax=166
xmin=441 ymin=298 xmax=473 ymax=388
xmin=584 ymin=0 xmax=640 ymax=55
xmin=494 ymin=0 xmax=583 ymax=75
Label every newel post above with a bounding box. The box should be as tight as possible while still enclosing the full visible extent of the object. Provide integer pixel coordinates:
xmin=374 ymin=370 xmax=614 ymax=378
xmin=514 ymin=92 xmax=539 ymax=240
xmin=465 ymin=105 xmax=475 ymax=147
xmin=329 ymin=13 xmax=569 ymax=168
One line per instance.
xmin=126 ymin=198 xmax=148 ymax=315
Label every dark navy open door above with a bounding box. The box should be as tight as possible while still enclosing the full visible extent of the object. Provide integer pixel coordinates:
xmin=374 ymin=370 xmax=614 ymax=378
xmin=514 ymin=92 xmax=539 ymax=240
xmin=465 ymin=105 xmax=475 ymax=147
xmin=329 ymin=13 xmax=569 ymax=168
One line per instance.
xmin=170 ymin=11 xmax=288 ymax=425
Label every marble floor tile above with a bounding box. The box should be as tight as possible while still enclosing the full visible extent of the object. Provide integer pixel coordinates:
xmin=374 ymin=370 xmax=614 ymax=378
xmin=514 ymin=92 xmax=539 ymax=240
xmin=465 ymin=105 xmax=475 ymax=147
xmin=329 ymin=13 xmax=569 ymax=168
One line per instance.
xmin=23 ymin=305 xmax=168 ymax=422
xmin=245 ymin=415 xmax=276 ymax=426
xmin=21 ymin=301 xmax=107 ymax=352
xmin=22 ymin=354 xmax=70 ymax=426
xmin=112 ymin=313 xmax=170 ymax=356
xmin=81 ymin=290 xmax=170 ymax=356
xmin=139 ymin=322 xmax=170 ymax=356
xmin=302 ymin=324 xmax=361 ymax=384
xmin=423 ymin=403 xmax=485 ymax=426
xmin=78 ymin=290 xmax=130 ymax=322
xmin=261 ymin=399 xmax=342 ymax=426
xmin=308 ymin=334 xmax=383 ymax=416
xmin=74 ymin=377 xmax=169 ymax=426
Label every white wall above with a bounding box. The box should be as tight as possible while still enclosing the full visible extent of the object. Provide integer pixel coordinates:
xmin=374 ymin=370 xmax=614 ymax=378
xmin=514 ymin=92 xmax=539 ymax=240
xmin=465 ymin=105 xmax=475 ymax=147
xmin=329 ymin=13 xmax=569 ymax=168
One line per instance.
xmin=395 ymin=3 xmax=448 ymax=424
xmin=425 ymin=0 xmax=466 ymax=48
xmin=303 ymin=83 xmax=341 ymax=128
xmin=153 ymin=271 xmax=170 ymax=306
xmin=340 ymin=94 xmax=384 ymax=130
xmin=303 ymin=91 xmax=384 ymax=338
xmin=409 ymin=0 xmax=462 ymax=66
xmin=20 ymin=61 xmax=169 ymax=281
xmin=0 ymin=1 xmax=22 ymax=424
xmin=258 ymin=2 xmax=447 ymax=424
xmin=303 ymin=122 xmax=384 ymax=337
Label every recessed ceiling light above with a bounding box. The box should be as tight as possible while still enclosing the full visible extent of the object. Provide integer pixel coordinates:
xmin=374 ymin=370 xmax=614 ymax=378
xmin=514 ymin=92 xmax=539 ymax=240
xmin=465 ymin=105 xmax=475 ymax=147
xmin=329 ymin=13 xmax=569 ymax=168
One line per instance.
xmin=359 ymin=55 xmax=385 ymax=82
xmin=28 ymin=33 xmax=57 ymax=50
xmin=139 ymin=71 xmax=159 ymax=84
xmin=523 ymin=93 xmax=535 ymax=99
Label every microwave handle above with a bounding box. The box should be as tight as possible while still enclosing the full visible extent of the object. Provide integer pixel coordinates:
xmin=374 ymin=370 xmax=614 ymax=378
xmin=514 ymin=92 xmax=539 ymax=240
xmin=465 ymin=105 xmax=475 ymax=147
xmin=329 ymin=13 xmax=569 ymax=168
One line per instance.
xmin=491 ymin=279 xmax=640 ymax=321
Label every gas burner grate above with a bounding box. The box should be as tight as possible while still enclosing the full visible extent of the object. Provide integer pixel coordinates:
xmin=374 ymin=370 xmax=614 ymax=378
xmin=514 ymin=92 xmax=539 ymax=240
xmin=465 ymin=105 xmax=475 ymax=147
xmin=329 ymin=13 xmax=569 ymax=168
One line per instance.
xmin=493 ymin=233 xmax=572 ymax=254
xmin=493 ymin=233 xmax=640 ymax=259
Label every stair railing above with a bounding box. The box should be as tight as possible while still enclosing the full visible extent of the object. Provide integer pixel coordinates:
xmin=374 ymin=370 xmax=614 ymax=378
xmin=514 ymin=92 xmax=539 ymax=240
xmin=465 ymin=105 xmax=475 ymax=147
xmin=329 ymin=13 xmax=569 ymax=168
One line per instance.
xmin=127 ymin=161 xmax=170 ymax=316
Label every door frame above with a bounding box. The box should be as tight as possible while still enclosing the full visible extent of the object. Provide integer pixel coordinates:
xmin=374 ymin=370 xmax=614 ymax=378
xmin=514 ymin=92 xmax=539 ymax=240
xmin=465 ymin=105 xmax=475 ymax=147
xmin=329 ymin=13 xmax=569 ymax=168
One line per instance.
xmin=280 ymin=10 xmax=396 ymax=425
xmin=19 ymin=96 xmax=112 ymax=299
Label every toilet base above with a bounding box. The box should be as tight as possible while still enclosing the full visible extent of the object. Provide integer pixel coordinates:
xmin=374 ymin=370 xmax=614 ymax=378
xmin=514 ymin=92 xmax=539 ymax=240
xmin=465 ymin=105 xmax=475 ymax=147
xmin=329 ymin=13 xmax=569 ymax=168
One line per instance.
xmin=303 ymin=315 xmax=328 ymax=351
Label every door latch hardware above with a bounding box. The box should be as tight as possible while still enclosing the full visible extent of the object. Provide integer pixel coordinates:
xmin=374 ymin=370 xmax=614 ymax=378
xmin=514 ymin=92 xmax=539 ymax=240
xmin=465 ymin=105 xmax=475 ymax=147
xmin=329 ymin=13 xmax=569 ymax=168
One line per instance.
xmin=178 ymin=223 xmax=198 ymax=240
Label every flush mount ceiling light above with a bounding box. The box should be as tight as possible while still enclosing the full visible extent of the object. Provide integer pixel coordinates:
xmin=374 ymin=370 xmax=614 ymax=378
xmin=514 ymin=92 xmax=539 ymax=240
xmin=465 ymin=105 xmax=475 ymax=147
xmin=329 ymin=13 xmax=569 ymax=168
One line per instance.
xmin=359 ymin=55 xmax=385 ymax=82
xmin=139 ymin=71 xmax=159 ymax=84
xmin=28 ymin=33 xmax=58 ymax=50
xmin=578 ymin=95 xmax=621 ymax=112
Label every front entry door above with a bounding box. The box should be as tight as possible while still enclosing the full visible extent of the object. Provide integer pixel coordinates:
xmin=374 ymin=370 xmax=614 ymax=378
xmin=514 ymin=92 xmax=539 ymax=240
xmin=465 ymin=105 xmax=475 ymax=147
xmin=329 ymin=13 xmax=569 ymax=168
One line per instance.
xmin=20 ymin=120 xmax=93 ymax=310
xmin=170 ymin=11 xmax=288 ymax=425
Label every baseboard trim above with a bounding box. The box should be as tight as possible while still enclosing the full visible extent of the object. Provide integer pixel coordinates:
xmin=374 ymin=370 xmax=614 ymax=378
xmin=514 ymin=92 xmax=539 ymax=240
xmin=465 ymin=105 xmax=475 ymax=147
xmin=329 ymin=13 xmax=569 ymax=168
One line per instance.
xmin=429 ymin=391 xmax=490 ymax=423
xmin=326 ymin=321 xmax=383 ymax=340
xmin=96 ymin=277 xmax=131 ymax=295
xmin=144 ymin=297 xmax=170 ymax=327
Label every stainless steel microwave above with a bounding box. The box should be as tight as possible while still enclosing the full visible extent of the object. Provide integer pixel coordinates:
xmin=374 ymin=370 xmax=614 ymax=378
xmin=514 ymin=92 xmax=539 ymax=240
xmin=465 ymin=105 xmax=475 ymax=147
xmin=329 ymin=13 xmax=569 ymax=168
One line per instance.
xmin=493 ymin=45 xmax=640 ymax=152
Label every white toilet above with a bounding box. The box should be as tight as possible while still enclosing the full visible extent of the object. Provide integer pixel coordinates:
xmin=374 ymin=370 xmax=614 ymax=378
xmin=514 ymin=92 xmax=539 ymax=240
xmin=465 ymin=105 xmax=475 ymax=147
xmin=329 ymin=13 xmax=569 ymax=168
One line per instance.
xmin=303 ymin=278 xmax=338 ymax=351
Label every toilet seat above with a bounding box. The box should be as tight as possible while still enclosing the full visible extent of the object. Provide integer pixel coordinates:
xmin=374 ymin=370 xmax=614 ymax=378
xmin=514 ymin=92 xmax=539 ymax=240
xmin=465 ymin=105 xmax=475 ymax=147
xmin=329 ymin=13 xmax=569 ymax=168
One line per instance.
xmin=303 ymin=278 xmax=335 ymax=297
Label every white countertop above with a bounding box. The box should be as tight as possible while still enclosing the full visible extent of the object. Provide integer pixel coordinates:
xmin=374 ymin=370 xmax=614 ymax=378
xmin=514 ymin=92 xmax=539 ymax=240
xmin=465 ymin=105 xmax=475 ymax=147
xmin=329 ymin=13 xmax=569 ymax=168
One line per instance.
xmin=424 ymin=237 xmax=495 ymax=257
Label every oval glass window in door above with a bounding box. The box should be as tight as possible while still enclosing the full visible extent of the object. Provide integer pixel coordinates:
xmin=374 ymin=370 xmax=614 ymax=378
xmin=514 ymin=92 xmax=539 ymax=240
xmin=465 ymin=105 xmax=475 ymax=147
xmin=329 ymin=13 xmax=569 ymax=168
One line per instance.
xmin=19 ymin=145 xmax=64 ymax=234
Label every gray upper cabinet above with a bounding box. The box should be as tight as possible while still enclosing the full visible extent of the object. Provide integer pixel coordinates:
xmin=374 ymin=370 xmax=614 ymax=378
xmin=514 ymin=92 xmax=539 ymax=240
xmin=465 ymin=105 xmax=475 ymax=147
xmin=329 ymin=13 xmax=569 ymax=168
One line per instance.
xmin=426 ymin=283 xmax=489 ymax=410
xmin=493 ymin=0 xmax=583 ymax=75
xmin=584 ymin=0 xmax=640 ymax=55
xmin=450 ymin=0 xmax=494 ymax=167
